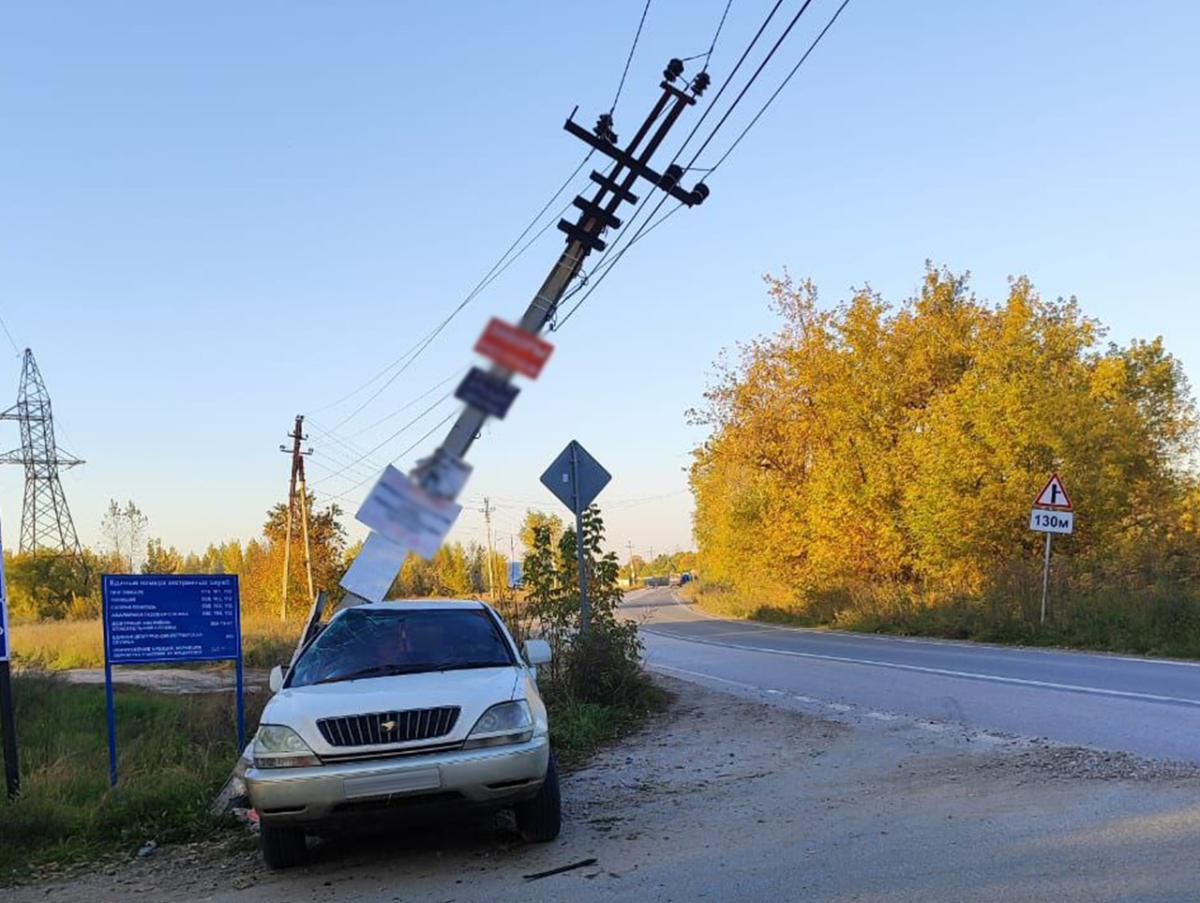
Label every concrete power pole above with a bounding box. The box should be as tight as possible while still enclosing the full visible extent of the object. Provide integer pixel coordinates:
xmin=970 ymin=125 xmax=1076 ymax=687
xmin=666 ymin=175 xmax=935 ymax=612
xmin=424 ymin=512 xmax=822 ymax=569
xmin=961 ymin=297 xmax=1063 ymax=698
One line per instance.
xmin=279 ymin=415 xmax=313 ymax=620
xmin=627 ymin=539 xmax=637 ymax=586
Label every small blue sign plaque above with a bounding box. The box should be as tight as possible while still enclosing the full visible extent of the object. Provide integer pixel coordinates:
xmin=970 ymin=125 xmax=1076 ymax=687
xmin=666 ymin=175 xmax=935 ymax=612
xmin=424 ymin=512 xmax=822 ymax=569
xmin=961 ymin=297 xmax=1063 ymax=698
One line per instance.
xmin=455 ymin=367 xmax=520 ymax=420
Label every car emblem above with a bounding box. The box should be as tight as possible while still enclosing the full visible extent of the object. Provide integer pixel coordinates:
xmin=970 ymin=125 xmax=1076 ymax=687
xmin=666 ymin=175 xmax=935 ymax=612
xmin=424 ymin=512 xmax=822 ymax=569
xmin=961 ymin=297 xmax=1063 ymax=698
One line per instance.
xmin=381 ymin=720 xmax=397 ymax=732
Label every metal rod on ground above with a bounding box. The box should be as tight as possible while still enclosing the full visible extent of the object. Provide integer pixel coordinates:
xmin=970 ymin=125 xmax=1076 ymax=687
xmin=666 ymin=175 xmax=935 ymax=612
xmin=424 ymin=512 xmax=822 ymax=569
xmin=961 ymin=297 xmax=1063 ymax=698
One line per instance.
xmin=1040 ymin=532 xmax=1052 ymax=624
xmin=0 ymin=660 xmax=18 ymax=799
xmin=571 ymin=444 xmax=590 ymax=635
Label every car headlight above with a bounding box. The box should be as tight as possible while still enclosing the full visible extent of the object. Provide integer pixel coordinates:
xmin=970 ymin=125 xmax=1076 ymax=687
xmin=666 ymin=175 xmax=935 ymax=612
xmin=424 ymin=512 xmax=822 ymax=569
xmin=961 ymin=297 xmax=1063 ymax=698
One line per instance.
xmin=252 ymin=724 xmax=322 ymax=768
xmin=464 ymin=700 xmax=534 ymax=749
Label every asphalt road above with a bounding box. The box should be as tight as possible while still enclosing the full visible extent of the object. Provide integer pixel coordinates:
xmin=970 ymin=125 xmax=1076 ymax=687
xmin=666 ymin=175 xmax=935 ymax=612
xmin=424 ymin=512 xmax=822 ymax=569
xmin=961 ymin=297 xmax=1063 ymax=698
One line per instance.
xmin=631 ymin=587 xmax=1200 ymax=763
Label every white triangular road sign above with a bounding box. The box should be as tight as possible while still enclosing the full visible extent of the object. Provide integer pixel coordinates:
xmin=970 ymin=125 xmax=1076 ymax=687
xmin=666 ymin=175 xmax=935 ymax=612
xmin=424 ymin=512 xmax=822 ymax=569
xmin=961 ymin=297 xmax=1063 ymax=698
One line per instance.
xmin=1033 ymin=473 xmax=1072 ymax=510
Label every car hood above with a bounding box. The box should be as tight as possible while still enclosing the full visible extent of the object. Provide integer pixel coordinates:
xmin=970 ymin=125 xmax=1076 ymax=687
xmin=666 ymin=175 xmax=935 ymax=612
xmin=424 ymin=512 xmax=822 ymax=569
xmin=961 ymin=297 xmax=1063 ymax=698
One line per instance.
xmin=261 ymin=666 xmax=523 ymax=755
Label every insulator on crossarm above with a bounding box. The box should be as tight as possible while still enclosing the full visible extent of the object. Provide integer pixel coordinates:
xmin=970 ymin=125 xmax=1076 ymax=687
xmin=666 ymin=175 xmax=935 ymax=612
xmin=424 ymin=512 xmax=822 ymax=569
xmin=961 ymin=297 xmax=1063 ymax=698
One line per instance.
xmin=691 ymin=71 xmax=711 ymax=96
xmin=690 ymin=182 xmax=710 ymax=205
xmin=664 ymin=58 xmax=684 ymax=82
xmin=593 ymin=112 xmax=618 ymax=144
xmin=661 ymin=163 xmax=684 ymax=191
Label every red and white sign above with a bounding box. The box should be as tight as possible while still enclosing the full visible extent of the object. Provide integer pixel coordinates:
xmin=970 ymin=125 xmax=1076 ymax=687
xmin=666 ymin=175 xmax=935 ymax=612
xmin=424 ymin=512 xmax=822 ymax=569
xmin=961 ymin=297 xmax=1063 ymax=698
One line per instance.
xmin=474 ymin=318 xmax=554 ymax=379
xmin=1033 ymin=473 xmax=1072 ymax=510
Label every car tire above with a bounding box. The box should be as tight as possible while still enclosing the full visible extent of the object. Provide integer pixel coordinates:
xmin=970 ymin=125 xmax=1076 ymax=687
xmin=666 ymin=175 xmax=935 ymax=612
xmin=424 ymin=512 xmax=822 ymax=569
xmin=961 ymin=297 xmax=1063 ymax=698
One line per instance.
xmin=515 ymin=751 xmax=562 ymax=843
xmin=260 ymin=821 xmax=307 ymax=869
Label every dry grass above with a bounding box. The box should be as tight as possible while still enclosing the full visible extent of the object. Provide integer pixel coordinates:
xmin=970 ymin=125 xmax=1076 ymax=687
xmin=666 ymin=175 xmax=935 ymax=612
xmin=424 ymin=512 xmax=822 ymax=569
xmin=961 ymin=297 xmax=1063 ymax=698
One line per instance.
xmin=10 ymin=615 xmax=304 ymax=671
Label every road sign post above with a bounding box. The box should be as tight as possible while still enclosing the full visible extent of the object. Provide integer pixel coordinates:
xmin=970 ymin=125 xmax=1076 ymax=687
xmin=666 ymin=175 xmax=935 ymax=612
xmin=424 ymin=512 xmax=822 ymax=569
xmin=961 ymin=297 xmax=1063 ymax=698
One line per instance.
xmin=0 ymin=511 xmax=18 ymax=799
xmin=540 ymin=440 xmax=611 ymax=636
xmin=1029 ymin=474 xmax=1074 ymax=624
xmin=102 ymin=574 xmax=244 ymax=786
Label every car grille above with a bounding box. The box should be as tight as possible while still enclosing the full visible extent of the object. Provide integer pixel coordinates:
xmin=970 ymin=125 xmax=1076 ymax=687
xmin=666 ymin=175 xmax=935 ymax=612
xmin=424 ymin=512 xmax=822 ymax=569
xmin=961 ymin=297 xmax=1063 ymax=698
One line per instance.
xmin=317 ymin=706 xmax=460 ymax=748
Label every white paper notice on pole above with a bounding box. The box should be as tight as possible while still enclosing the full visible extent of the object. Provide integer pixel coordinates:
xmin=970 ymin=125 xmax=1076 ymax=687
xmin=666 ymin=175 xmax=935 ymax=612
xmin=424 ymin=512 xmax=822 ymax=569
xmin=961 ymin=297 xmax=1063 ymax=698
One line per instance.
xmin=355 ymin=465 xmax=462 ymax=559
xmin=1030 ymin=508 xmax=1074 ymax=535
xmin=339 ymin=531 xmax=410 ymax=603
xmin=410 ymin=448 xmax=472 ymax=502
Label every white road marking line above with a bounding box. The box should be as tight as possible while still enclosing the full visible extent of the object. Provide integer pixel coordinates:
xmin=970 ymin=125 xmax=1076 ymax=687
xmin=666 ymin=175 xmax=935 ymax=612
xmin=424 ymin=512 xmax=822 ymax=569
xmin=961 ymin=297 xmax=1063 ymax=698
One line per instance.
xmin=642 ymin=628 xmax=1200 ymax=708
xmin=649 ymin=663 xmax=762 ymax=691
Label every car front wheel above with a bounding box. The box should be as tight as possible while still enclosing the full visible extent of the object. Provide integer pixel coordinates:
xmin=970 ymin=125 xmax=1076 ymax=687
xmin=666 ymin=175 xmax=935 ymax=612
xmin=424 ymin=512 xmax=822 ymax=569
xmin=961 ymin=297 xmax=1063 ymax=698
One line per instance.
xmin=515 ymin=751 xmax=562 ymax=842
xmin=260 ymin=821 xmax=307 ymax=869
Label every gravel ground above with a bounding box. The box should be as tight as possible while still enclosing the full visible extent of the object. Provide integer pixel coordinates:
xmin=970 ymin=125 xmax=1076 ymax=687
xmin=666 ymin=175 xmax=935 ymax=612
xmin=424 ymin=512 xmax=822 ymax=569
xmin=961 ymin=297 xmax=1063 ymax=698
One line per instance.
xmin=10 ymin=675 xmax=1200 ymax=902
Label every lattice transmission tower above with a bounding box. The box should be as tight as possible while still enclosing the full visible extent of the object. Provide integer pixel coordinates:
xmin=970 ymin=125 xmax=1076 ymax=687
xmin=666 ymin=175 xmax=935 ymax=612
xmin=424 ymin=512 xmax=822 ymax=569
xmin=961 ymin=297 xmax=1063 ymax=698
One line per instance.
xmin=0 ymin=348 xmax=85 ymax=557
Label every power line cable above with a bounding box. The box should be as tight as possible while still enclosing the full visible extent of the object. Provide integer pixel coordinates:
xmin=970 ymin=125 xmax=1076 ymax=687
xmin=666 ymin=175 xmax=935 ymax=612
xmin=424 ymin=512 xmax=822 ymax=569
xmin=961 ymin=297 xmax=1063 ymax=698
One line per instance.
xmin=610 ymin=0 xmax=654 ymax=114
xmin=704 ymin=0 xmax=853 ymax=175
xmin=681 ymin=0 xmax=736 ymax=69
xmin=0 ymin=311 xmax=19 ymax=356
xmin=310 ymin=151 xmax=594 ymax=420
xmin=311 ymin=392 xmax=455 ymax=487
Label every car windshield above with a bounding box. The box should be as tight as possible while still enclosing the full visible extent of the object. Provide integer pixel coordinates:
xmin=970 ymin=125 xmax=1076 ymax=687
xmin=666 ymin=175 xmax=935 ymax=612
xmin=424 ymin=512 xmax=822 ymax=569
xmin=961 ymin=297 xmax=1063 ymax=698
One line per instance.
xmin=288 ymin=607 xmax=515 ymax=688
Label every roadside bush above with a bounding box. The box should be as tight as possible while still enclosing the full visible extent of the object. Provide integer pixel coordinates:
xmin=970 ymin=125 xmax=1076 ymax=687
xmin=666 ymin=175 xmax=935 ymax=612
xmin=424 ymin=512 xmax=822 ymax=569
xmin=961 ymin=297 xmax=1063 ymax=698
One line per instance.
xmin=519 ymin=506 xmax=665 ymax=763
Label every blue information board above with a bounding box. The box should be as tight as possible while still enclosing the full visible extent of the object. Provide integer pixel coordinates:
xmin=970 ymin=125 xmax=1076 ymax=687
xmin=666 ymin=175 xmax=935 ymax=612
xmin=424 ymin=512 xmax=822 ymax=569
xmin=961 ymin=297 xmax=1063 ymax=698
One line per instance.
xmin=102 ymin=574 xmax=245 ymax=785
xmin=103 ymin=574 xmax=241 ymax=664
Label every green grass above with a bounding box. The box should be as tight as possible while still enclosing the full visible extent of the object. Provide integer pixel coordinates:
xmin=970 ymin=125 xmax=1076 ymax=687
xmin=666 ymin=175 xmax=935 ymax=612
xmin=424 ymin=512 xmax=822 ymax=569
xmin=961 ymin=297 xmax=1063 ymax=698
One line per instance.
xmin=0 ymin=675 xmax=264 ymax=880
xmin=545 ymin=688 xmax=668 ymax=769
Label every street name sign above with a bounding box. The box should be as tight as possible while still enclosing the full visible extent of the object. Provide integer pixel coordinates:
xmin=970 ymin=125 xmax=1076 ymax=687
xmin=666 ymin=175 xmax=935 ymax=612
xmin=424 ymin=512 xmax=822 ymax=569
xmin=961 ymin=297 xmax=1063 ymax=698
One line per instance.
xmin=474 ymin=318 xmax=554 ymax=379
xmin=455 ymin=367 xmax=520 ymax=419
xmin=101 ymin=574 xmax=245 ymax=785
xmin=356 ymin=465 xmax=462 ymax=559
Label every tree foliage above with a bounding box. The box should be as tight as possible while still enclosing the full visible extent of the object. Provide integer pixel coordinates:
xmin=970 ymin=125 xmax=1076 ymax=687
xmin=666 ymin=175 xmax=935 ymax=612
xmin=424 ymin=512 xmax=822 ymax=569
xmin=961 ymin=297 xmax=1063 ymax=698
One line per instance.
xmin=690 ymin=267 xmax=1200 ymax=621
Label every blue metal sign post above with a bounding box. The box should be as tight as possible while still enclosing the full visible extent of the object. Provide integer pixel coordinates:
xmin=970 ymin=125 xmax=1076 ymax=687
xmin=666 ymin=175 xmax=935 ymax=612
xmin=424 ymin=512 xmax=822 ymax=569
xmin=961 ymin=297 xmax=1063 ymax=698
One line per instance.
xmin=0 ymin=511 xmax=19 ymax=799
xmin=101 ymin=574 xmax=243 ymax=787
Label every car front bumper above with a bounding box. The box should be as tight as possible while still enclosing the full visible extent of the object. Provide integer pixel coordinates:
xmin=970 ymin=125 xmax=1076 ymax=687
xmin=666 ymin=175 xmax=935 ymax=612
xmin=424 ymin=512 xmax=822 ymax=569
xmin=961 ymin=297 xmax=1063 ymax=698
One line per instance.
xmin=245 ymin=734 xmax=550 ymax=827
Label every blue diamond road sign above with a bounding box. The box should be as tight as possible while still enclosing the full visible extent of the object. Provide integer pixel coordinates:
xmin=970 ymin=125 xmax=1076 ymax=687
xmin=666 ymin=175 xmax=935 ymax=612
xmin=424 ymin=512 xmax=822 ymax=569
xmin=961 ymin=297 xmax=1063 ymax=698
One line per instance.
xmin=540 ymin=440 xmax=611 ymax=513
xmin=455 ymin=367 xmax=520 ymax=420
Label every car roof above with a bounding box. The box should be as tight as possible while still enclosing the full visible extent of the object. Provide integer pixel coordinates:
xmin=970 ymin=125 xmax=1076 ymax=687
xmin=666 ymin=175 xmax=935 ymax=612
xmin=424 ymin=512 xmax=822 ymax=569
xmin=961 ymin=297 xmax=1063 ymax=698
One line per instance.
xmin=338 ymin=598 xmax=489 ymax=613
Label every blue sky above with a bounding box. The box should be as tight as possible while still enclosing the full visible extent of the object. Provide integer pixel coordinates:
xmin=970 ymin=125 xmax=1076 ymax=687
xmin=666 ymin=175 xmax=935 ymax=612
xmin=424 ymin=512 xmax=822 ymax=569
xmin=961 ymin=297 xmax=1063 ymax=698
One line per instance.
xmin=1 ymin=1 xmax=1197 ymax=562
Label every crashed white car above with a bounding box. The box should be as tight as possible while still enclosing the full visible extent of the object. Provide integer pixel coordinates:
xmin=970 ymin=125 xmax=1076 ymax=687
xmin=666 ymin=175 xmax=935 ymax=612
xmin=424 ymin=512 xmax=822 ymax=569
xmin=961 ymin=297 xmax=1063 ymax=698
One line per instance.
xmin=245 ymin=599 xmax=559 ymax=869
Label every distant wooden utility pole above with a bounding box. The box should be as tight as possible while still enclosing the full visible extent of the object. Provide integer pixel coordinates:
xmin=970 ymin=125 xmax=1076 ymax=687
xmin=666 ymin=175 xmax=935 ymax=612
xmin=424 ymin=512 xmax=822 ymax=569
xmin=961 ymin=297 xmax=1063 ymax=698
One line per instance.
xmin=279 ymin=415 xmax=314 ymax=620
xmin=481 ymin=497 xmax=497 ymax=602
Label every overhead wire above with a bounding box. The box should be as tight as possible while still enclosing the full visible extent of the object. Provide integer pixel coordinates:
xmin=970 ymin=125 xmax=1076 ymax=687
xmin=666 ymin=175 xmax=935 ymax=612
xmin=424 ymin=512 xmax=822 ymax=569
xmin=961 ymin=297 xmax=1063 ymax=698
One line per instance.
xmin=610 ymin=0 xmax=654 ymax=115
xmin=310 ymin=149 xmax=595 ymax=425
xmin=555 ymin=0 xmax=853 ymax=331
xmin=0 ymin=310 xmax=20 ymax=356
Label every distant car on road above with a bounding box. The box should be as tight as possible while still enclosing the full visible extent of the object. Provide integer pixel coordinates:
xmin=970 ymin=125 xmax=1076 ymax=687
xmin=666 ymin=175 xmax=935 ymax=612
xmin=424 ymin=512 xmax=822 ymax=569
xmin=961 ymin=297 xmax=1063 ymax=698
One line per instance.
xmin=245 ymin=599 xmax=559 ymax=869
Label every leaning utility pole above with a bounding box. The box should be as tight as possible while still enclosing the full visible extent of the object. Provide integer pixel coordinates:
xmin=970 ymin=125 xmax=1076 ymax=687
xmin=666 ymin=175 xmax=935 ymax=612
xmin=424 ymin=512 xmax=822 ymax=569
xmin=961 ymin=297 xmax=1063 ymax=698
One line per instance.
xmin=278 ymin=415 xmax=313 ymax=620
xmin=0 ymin=349 xmax=85 ymax=560
xmin=339 ymin=59 xmax=713 ymax=607
xmin=411 ymin=59 xmax=710 ymax=490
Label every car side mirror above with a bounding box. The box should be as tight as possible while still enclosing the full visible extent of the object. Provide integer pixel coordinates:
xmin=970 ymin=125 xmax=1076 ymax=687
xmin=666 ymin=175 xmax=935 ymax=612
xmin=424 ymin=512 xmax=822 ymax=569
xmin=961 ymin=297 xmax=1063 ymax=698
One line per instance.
xmin=269 ymin=665 xmax=285 ymax=693
xmin=524 ymin=639 xmax=552 ymax=667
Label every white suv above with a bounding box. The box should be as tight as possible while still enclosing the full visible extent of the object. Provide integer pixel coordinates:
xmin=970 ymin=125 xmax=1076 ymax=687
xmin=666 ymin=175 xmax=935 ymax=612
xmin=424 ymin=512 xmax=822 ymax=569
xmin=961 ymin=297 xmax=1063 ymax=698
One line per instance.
xmin=245 ymin=599 xmax=560 ymax=869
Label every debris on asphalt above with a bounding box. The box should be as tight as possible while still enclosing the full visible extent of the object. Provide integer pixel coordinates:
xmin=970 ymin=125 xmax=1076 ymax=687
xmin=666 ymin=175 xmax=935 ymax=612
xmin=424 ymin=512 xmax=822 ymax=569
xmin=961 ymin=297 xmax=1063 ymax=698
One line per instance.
xmin=523 ymin=858 xmax=598 ymax=881
xmin=135 ymin=842 xmax=157 ymax=859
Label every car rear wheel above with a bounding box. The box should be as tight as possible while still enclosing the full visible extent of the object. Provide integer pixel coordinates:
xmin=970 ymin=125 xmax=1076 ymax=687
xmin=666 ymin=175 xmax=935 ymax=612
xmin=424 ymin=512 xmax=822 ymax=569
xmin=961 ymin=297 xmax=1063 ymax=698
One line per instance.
xmin=515 ymin=751 xmax=561 ymax=842
xmin=260 ymin=821 xmax=307 ymax=869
